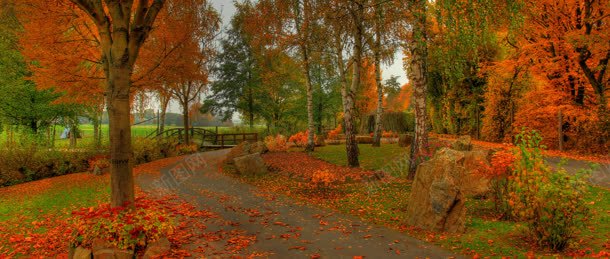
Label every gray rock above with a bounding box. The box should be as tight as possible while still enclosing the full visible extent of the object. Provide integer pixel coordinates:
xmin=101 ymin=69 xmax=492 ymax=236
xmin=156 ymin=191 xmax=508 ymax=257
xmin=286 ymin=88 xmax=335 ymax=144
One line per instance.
xmin=234 ymin=152 xmax=268 ymax=176
xmin=406 ymin=148 xmax=467 ymax=233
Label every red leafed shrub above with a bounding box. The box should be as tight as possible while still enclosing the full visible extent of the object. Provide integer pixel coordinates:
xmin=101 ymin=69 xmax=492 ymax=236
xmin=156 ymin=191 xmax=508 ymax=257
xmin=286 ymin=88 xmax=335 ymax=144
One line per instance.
xmin=288 ymin=131 xmax=317 ymax=147
xmin=327 ymin=125 xmax=343 ymax=140
xmin=264 ymin=135 xmax=288 ymax=151
xmin=482 ymin=149 xmax=516 ymax=217
xmin=489 ymin=150 xmax=516 ymax=178
xmin=70 ymin=196 xmax=175 ymax=252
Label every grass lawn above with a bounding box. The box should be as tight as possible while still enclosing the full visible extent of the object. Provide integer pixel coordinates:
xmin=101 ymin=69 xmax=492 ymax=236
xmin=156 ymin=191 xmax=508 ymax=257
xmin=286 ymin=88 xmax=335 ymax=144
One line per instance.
xmin=0 ymin=173 xmax=109 ymax=222
xmin=0 ymin=124 xmax=263 ymax=149
xmin=241 ymin=143 xmax=610 ymax=257
xmin=311 ymin=143 xmax=410 ymax=171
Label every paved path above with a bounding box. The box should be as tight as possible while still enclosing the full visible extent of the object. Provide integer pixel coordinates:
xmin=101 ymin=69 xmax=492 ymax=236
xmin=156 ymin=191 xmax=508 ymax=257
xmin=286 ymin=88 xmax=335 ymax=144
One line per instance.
xmin=136 ymin=149 xmax=459 ymax=258
xmin=544 ymin=157 xmax=610 ymax=188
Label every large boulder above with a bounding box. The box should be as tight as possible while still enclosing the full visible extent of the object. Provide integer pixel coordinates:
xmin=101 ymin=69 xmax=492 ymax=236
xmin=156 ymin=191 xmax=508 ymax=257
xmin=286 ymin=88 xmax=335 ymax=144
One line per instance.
xmin=406 ymin=148 xmax=467 ymax=233
xmin=225 ymin=141 xmax=268 ymax=165
xmin=234 ymin=153 xmax=268 ymax=176
xmin=251 ymin=141 xmax=269 ymax=154
xmin=461 ymin=149 xmax=493 ymax=197
xmin=451 ymin=135 xmax=472 ymax=151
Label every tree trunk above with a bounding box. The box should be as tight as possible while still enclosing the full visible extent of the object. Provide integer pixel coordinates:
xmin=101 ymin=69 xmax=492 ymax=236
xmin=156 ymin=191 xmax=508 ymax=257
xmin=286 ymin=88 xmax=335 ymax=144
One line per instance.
xmin=303 ymin=46 xmax=315 ymax=152
xmin=248 ymin=84 xmax=254 ymax=129
xmin=30 ymin=120 xmax=38 ymax=134
xmin=92 ymin=115 xmax=101 ymax=148
xmin=182 ymin=97 xmax=190 ymax=144
xmin=69 ymin=123 xmax=77 ymax=148
xmin=159 ymin=93 xmax=170 ymax=135
xmin=344 ymin=0 xmax=364 ymax=167
xmin=108 ymin=68 xmax=135 ymax=208
xmin=407 ymin=0 xmax=429 ymax=179
xmin=372 ymin=1 xmax=384 ymax=147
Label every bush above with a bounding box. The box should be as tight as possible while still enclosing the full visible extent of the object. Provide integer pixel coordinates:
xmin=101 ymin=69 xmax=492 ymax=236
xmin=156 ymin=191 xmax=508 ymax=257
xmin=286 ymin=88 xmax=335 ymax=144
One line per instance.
xmin=288 ymin=131 xmax=317 ymax=147
xmin=327 ymin=125 xmax=343 ymax=140
xmin=70 ymin=196 xmax=175 ymax=252
xmin=0 ymin=142 xmax=99 ymax=186
xmin=507 ymin=130 xmax=590 ymax=251
xmin=309 ymin=169 xmax=341 ymax=190
xmin=487 ymin=150 xmax=516 ymax=218
xmin=132 ymin=137 xmax=180 ymax=164
xmin=264 ymin=135 xmax=288 ymax=152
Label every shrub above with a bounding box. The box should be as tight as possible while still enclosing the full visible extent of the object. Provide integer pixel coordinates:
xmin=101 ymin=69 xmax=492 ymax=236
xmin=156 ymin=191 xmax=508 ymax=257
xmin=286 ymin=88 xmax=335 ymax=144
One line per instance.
xmin=309 ymin=169 xmax=340 ymax=189
xmin=264 ymin=135 xmax=288 ymax=152
xmin=0 ymin=142 xmax=99 ymax=186
xmin=327 ymin=125 xmax=343 ymax=140
xmin=507 ymin=130 xmax=590 ymax=251
xmin=132 ymin=137 xmax=180 ymax=164
xmin=176 ymin=143 xmax=198 ymax=155
xmin=288 ymin=131 xmax=317 ymax=147
xmin=483 ymin=150 xmax=516 ymax=217
xmin=70 ymin=196 xmax=175 ymax=252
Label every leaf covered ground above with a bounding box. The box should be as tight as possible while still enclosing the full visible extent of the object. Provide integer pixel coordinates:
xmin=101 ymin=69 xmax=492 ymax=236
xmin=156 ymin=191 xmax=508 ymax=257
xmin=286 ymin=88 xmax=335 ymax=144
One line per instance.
xmin=0 ymin=155 xmax=259 ymax=257
xmin=245 ymin=144 xmax=610 ymax=258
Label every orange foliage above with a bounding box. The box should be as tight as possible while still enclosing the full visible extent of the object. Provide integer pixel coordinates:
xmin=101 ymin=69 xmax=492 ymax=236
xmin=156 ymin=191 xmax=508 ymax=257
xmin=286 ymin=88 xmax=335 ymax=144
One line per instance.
xmin=264 ymin=135 xmax=288 ymax=152
xmin=355 ymin=59 xmax=381 ymax=116
xmin=385 ymin=83 xmax=412 ymax=112
xmin=288 ymin=131 xmax=317 ymax=147
xmin=509 ymin=0 xmax=610 ymax=153
xmin=488 ymin=150 xmax=516 ymax=179
xmin=327 ymin=124 xmax=343 ymax=140
xmin=17 ymin=0 xmax=215 ymax=106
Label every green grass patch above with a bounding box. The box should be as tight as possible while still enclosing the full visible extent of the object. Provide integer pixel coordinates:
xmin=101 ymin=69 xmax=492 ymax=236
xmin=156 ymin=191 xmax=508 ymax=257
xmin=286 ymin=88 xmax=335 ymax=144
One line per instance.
xmin=312 ymin=143 xmax=410 ymax=171
xmin=0 ymin=175 xmax=109 ymax=222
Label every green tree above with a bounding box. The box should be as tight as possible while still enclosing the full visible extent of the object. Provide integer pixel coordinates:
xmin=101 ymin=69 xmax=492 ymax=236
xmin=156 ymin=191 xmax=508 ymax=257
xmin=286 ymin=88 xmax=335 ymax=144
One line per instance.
xmin=0 ymin=2 xmax=77 ymax=136
xmin=203 ymin=4 xmax=261 ymax=128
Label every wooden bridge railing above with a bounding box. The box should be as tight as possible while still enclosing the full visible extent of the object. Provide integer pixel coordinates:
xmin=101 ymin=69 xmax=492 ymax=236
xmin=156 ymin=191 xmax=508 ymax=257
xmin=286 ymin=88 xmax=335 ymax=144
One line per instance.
xmin=146 ymin=127 xmax=258 ymax=149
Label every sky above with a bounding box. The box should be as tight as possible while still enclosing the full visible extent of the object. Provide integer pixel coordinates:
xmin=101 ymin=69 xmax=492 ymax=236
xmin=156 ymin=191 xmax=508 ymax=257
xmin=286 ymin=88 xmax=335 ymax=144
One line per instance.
xmin=167 ymin=0 xmax=408 ymax=115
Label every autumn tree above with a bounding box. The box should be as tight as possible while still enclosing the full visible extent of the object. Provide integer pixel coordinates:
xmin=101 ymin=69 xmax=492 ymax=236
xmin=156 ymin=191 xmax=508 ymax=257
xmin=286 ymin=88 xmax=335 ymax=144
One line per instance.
xmin=515 ymin=0 xmax=610 ymax=151
xmin=163 ymin=0 xmax=219 ymax=144
xmin=19 ymin=0 xmax=166 ymax=207
xmin=401 ymin=0 xmax=429 ymax=178
xmin=369 ymin=0 xmax=400 ymax=147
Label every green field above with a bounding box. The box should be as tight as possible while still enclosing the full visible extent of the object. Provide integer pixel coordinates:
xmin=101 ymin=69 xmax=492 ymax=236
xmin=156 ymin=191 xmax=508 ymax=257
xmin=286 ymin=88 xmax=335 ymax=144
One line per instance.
xmin=0 ymin=124 xmax=266 ymax=148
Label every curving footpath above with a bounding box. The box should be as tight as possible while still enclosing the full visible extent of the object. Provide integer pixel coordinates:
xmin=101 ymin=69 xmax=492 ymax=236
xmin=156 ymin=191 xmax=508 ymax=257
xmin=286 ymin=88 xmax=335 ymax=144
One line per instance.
xmin=136 ymin=149 xmax=460 ymax=258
